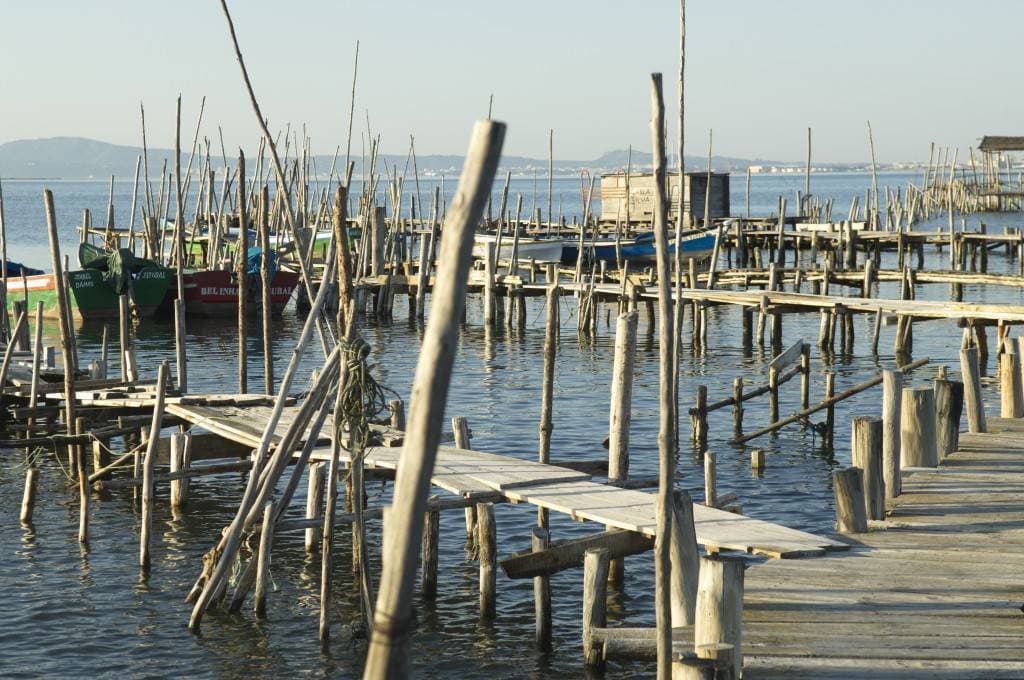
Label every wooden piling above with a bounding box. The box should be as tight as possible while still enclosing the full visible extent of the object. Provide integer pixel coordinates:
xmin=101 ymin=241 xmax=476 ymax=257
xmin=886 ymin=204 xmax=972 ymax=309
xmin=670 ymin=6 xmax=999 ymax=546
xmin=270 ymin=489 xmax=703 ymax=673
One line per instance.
xmin=44 ymin=190 xmax=76 ymax=438
xmin=833 ymin=467 xmax=867 ymax=533
xmin=609 ymin=311 xmax=638 ymax=481
xmin=582 ymin=547 xmax=610 ymax=667
xmin=305 ymin=462 xmax=326 ymax=553
xmin=421 ymin=507 xmax=439 ymax=600
xmin=75 ymin=417 xmax=89 ymax=543
xmin=901 ymin=387 xmax=937 ymax=467
xmin=960 ymin=346 xmax=986 ymax=433
xmin=935 ymin=378 xmax=964 ymax=460
xmin=477 ymin=501 xmax=497 ymax=619
xmin=823 ymin=372 xmax=836 ymax=448
xmin=452 ymin=416 xmax=476 ymax=547
xmin=532 ymin=526 xmax=552 ymax=650
xmin=253 ymin=500 xmax=276 ymax=618
xmin=20 ymin=466 xmax=38 ymax=525
xmin=1000 ymin=344 xmax=1023 ymax=418
xmin=693 ymin=554 xmax=744 ymax=680
xmin=140 ymin=362 xmax=169 ymax=571
xmin=703 ymin=451 xmax=717 ymax=508
xmin=671 ymin=489 xmax=700 ymax=627
xmin=851 ymin=416 xmax=884 ymax=520
xmin=118 ymin=294 xmax=130 ymax=382
xmin=169 ymin=431 xmax=192 ymax=508
xmin=881 ymin=370 xmax=903 ymax=500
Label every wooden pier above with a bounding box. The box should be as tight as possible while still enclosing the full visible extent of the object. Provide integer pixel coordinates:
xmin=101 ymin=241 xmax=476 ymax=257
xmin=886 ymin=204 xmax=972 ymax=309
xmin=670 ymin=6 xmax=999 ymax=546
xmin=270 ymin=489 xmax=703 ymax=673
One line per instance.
xmin=589 ymin=414 xmax=1024 ymax=678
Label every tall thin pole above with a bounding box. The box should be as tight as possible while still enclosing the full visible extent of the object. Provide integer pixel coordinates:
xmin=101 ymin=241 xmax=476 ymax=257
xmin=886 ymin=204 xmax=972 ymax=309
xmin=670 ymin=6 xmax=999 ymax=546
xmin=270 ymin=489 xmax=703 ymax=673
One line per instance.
xmin=174 ymin=95 xmax=188 ymax=392
xmin=363 ymin=120 xmax=505 ymax=679
xmin=547 ymin=129 xmax=554 ymax=235
xmin=805 ymin=126 xmax=812 ymax=205
xmin=867 ymin=120 xmax=879 ymax=229
xmin=672 ymin=0 xmax=686 ymax=452
xmin=649 ymin=73 xmax=675 ymax=680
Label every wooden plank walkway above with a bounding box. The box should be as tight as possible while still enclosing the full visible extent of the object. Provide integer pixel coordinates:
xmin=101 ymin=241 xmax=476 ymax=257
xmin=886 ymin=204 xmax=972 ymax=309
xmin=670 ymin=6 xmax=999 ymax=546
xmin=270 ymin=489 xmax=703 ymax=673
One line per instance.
xmin=597 ymin=416 xmax=1024 ymax=678
xmin=167 ymin=402 xmax=846 ymax=559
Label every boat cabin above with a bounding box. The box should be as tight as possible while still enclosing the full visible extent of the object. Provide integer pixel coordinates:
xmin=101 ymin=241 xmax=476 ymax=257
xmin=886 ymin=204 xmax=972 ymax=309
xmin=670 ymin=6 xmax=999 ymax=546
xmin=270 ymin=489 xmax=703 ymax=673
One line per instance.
xmin=599 ymin=171 xmax=730 ymax=225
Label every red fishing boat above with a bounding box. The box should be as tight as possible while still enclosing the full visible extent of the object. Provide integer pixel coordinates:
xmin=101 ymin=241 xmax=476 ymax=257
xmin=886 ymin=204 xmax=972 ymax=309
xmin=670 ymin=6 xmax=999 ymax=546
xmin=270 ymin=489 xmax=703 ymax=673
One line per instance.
xmin=180 ymin=268 xmax=300 ymax=317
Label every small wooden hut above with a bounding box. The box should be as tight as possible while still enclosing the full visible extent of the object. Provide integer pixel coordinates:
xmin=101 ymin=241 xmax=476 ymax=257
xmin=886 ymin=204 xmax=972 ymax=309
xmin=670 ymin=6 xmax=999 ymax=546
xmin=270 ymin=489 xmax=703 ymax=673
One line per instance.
xmin=599 ymin=172 xmax=730 ymax=224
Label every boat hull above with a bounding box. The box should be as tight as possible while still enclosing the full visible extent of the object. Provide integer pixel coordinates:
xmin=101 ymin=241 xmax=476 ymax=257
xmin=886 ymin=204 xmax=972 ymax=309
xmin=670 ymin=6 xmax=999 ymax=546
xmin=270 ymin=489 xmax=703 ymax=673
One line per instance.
xmin=561 ymin=230 xmax=716 ymax=265
xmin=5 ymin=268 xmax=171 ymax=322
xmin=473 ymin=235 xmax=564 ymax=263
xmin=182 ymin=269 xmax=300 ymax=317
xmin=4 ymin=273 xmax=72 ymax=320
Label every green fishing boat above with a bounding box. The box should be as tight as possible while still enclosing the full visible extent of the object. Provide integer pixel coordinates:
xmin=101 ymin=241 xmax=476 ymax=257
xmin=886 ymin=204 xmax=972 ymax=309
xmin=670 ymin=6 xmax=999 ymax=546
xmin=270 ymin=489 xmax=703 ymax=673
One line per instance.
xmin=74 ymin=244 xmax=173 ymax=319
xmin=5 ymin=272 xmax=71 ymax=320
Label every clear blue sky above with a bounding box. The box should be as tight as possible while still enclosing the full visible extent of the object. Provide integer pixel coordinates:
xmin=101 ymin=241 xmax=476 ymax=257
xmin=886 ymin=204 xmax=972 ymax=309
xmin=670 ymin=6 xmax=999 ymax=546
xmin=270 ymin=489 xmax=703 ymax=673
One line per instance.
xmin=1 ymin=0 xmax=1021 ymax=162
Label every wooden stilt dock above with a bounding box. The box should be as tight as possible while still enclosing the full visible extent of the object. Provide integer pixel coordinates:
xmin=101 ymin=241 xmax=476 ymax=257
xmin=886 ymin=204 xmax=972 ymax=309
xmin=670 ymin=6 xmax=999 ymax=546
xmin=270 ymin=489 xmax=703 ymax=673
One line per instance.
xmin=592 ymin=415 xmax=1024 ymax=678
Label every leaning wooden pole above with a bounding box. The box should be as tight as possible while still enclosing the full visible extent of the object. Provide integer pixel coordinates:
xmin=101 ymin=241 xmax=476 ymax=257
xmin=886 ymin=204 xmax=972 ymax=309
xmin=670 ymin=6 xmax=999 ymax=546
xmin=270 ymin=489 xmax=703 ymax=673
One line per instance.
xmin=649 ymin=73 xmax=676 ymax=680
xmin=363 ymin=120 xmax=505 ymax=680
xmin=174 ymin=95 xmax=188 ymax=392
xmin=44 ymin=190 xmax=76 ymax=435
xmin=237 ymin=150 xmax=248 ymax=393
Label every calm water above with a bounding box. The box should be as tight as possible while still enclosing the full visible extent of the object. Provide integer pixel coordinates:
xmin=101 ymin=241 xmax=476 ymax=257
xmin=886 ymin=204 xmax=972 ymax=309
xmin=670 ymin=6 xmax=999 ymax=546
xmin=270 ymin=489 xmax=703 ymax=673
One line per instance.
xmin=0 ymin=173 xmax=1020 ymax=678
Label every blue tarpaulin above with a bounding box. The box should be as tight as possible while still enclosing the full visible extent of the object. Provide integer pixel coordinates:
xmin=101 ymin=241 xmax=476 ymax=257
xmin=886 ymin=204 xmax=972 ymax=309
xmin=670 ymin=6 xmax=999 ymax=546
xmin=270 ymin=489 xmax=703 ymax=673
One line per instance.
xmin=246 ymin=248 xmax=277 ymax=279
xmin=3 ymin=261 xmax=43 ymax=277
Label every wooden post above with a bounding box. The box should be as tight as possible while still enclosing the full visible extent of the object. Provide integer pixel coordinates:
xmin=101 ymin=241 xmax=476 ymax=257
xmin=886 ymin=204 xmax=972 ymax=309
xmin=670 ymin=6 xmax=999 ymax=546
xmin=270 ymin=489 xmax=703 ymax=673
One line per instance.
xmin=305 ymin=462 xmax=326 ymax=553
xmin=532 ymin=526 xmax=552 ymax=650
xmin=253 ymin=500 xmax=276 ymax=618
xmin=538 ymin=282 xmax=558 ymax=527
xmin=693 ymin=554 xmax=744 ymax=680
xmin=44 ymin=190 xmax=76 ymax=439
xmin=649 ymin=74 xmax=676 ymax=680
xmin=732 ymin=376 xmax=744 ymax=438
xmin=237 ymin=151 xmax=249 ymax=393
xmin=582 ymin=547 xmax=610 ymax=667
xmin=800 ymin=343 xmax=811 ymax=410
xmin=768 ymin=366 xmax=779 ymax=423
xmin=608 ymin=310 xmax=638 ymax=481
xmin=259 ymin=191 xmax=274 ymax=395
xmin=483 ymin=242 xmax=496 ymax=327
xmin=477 ymin=501 xmax=496 ymax=618
xmin=75 ymin=417 xmax=89 ymax=543
xmin=20 ymin=466 xmax=38 ymax=525
xmin=118 ymin=294 xmax=130 ymax=381
xmin=751 ymin=449 xmax=766 ymax=472
xmin=421 ymin=508 xmax=439 ymax=600
xmin=694 ymin=384 xmax=708 ymax=452
xmin=361 ymin=119 xmax=503 ymax=678
xmin=140 ymin=362 xmax=170 ymax=570
xmin=833 ymin=467 xmax=868 ymax=533
xmin=452 ymin=416 xmax=476 ymax=547
xmin=169 ymin=431 xmax=192 ymax=508
xmin=935 ymin=378 xmax=964 ymax=460
xmin=608 ymin=309 xmax=637 ymax=585
xmin=383 ymin=399 xmax=405 ymax=432
xmin=881 ymin=370 xmax=903 ymax=500
xmin=703 ymin=451 xmax=717 ymax=508
xmin=901 ymin=387 xmax=937 ymax=467
xmin=1000 ymin=345 xmax=1024 ymax=418
xmin=960 ymin=346 xmax=986 ymax=433
xmin=823 ymin=372 xmax=836 ymax=448
xmin=851 ymin=416 xmax=884 ymax=520
xmin=671 ymin=489 xmax=700 ymax=627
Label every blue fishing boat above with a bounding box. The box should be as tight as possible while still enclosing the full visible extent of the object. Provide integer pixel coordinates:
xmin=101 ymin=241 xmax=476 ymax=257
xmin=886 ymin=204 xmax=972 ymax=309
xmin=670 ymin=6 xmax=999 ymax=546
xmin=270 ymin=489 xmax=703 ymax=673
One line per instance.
xmin=562 ymin=227 xmax=717 ymax=265
xmin=3 ymin=260 xmax=44 ymax=278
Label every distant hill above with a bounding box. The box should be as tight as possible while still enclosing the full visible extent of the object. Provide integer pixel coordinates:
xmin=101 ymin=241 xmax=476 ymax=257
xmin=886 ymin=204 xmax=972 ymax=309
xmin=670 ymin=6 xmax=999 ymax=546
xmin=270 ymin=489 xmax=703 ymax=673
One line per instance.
xmin=0 ymin=136 xmax=794 ymax=180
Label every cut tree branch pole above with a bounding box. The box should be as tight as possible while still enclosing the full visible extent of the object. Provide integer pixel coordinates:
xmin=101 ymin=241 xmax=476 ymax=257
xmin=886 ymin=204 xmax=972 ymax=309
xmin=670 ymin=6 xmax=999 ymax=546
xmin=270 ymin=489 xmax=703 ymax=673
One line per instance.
xmin=649 ymin=73 xmax=676 ymax=680
xmin=363 ymin=120 xmax=505 ymax=680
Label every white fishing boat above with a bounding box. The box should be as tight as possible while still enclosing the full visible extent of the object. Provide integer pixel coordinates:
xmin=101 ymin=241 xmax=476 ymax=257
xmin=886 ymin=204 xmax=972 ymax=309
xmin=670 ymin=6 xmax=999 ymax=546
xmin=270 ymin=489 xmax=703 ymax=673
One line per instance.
xmin=472 ymin=233 xmax=564 ymax=263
